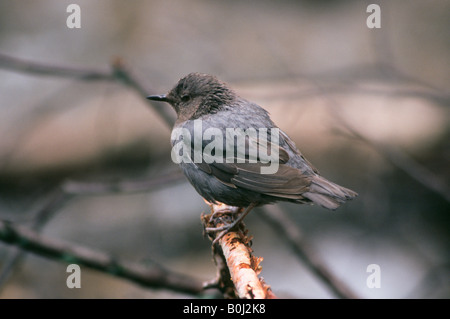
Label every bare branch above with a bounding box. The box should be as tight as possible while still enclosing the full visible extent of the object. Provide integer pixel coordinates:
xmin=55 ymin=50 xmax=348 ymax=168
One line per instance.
xmin=260 ymin=205 xmax=359 ymax=299
xmin=275 ymin=83 xmax=450 ymax=107
xmin=0 ymin=52 xmax=113 ymax=81
xmin=239 ymin=63 xmax=450 ymax=107
xmin=62 ymin=171 xmax=184 ymax=195
xmin=0 ymin=219 xmax=204 ymax=296
xmin=0 ymin=53 xmax=176 ymax=127
xmin=330 ymin=108 xmax=450 ymax=204
xmin=202 ymin=203 xmax=275 ymax=299
xmin=0 ymin=187 xmax=71 ymax=290
xmin=110 ymin=58 xmax=176 ymax=127
xmin=0 ymin=170 xmax=186 ymax=289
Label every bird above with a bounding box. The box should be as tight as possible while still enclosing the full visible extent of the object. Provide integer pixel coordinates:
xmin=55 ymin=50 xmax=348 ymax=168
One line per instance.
xmin=147 ymin=73 xmax=357 ymax=240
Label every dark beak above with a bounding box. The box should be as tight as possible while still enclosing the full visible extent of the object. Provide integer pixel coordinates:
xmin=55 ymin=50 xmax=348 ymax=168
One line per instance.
xmin=146 ymin=94 xmax=169 ymax=102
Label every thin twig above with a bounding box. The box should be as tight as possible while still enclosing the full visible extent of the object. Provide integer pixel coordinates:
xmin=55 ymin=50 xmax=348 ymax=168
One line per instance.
xmin=329 ymin=108 xmax=450 ymax=204
xmin=267 ymin=84 xmax=450 ymax=107
xmin=62 ymin=171 xmax=184 ymax=195
xmin=0 ymin=187 xmax=71 ymax=290
xmin=0 ymin=53 xmax=176 ymax=127
xmin=260 ymin=205 xmax=359 ymax=299
xmin=0 ymin=52 xmax=113 ymax=80
xmin=0 ymin=170 xmax=186 ymax=290
xmin=110 ymin=58 xmax=176 ymax=127
xmin=0 ymin=219 xmax=204 ymax=296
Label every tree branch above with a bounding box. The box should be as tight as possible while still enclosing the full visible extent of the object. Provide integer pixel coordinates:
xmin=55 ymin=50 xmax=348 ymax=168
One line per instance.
xmin=202 ymin=203 xmax=276 ymax=299
xmin=0 ymin=219 xmax=204 ymax=296
xmin=260 ymin=205 xmax=359 ymax=299
xmin=0 ymin=52 xmax=113 ymax=80
xmin=0 ymin=187 xmax=71 ymax=290
xmin=329 ymin=108 xmax=450 ymax=204
xmin=62 ymin=171 xmax=184 ymax=195
xmin=0 ymin=53 xmax=176 ymax=127
xmin=110 ymin=58 xmax=176 ymax=127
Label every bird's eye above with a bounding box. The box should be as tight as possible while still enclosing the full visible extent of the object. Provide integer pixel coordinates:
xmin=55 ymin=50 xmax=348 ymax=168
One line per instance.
xmin=181 ymin=94 xmax=190 ymax=102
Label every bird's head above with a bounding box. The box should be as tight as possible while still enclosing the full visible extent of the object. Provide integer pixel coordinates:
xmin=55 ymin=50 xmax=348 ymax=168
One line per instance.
xmin=147 ymin=73 xmax=236 ymax=122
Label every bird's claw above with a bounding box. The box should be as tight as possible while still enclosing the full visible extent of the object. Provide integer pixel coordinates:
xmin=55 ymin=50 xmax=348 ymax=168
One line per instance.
xmin=206 ymin=214 xmax=242 ymax=245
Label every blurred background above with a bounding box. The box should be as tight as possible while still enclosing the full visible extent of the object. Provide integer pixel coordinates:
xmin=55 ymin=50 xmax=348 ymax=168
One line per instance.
xmin=0 ymin=0 xmax=449 ymax=298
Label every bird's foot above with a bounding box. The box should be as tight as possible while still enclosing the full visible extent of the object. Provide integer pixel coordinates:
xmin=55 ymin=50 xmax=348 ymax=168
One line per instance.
xmin=208 ymin=206 xmax=240 ymax=223
xmin=206 ymin=219 xmax=242 ymax=245
xmin=205 ymin=203 xmax=256 ymax=245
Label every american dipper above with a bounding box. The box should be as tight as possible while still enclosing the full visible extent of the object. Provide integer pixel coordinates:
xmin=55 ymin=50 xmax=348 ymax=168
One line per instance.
xmin=147 ymin=73 xmax=357 ymax=239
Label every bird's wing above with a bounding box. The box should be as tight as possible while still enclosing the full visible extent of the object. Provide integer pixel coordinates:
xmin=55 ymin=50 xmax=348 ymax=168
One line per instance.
xmin=279 ymin=129 xmax=320 ymax=174
xmin=190 ymin=129 xmax=311 ymax=200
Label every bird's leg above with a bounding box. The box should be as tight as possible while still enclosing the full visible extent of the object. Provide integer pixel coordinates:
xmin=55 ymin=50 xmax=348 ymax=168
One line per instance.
xmin=203 ymin=200 xmax=241 ymax=222
xmin=206 ymin=203 xmax=257 ymax=244
xmin=208 ymin=206 xmax=240 ymax=223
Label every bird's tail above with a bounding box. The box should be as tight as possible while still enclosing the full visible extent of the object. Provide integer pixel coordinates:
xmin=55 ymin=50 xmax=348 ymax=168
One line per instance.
xmin=303 ymin=175 xmax=358 ymax=210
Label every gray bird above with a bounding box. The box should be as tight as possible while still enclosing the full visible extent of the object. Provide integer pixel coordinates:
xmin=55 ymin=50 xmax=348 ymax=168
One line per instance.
xmin=147 ymin=73 xmax=357 ymax=239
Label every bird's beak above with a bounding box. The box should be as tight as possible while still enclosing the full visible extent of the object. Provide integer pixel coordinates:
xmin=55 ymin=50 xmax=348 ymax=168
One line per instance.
xmin=146 ymin=94 xmax=169 ymax=102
